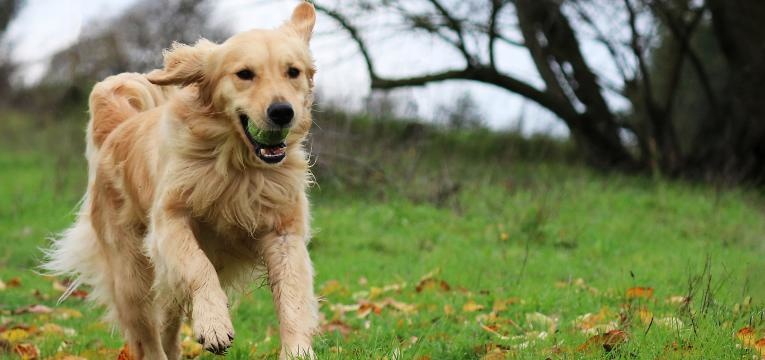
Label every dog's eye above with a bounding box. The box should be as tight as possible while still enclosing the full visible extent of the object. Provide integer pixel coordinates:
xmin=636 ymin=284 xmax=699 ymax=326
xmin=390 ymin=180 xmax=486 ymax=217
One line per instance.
xmin=236 ymin=69 xmax=255 ymax=80
xmin=287 ymin=67 xmax=301 ymax=79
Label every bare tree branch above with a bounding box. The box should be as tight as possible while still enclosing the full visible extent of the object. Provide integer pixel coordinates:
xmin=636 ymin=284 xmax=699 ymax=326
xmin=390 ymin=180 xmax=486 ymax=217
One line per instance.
xmin=425 ymin=0 xmax=474 ymax=65
xmin=313 ymin=3 xmax=378 ymax=79
xmin=488 ymin=0 xmax=504 ymax=69
xmin=651 ymin=1 xmax=719 ymax=119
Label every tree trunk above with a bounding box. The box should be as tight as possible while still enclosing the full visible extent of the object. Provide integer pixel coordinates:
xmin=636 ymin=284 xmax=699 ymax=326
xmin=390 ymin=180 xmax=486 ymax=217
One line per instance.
xmin=707 ymin=0 xmax=765 ymax=181
xmin=515 ymin=0 xmax=636 ymax=169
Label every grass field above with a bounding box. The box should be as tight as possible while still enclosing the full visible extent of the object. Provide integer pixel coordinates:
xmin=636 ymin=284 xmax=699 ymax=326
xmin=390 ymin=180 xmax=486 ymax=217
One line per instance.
xmin=1 ymin=111 xmax=765 ymax=359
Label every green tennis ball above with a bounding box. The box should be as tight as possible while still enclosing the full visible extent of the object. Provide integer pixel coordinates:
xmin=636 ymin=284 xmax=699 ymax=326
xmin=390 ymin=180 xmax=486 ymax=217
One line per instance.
xmin=246 ymin=123 xmax=289 ymax=145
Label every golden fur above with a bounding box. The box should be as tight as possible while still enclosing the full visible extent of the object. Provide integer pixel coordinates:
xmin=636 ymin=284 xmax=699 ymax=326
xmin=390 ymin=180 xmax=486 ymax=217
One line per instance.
xmin=44 ymin=3 xmax=320 ymax=359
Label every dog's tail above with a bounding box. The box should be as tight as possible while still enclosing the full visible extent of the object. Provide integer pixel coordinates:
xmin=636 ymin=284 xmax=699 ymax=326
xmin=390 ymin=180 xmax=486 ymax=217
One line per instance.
xmin=41 ymin=195 xmax=109 ymax=306
xmin=87 ymin=72 xmax=173 ymax=150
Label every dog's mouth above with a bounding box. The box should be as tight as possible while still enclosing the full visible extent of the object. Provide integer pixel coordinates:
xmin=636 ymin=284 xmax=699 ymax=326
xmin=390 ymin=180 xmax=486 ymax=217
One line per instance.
xmin=238 ymin=113 xmax=288 ymax=164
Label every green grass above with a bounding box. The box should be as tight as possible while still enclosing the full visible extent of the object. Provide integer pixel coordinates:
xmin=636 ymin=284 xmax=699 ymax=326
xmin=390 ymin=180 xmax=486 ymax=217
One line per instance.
xmin=1 ymin=112 xmax=765 ymax=359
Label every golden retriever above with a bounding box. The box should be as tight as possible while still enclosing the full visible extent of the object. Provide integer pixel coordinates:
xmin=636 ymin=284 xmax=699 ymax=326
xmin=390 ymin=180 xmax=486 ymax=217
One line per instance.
xmin=44 ymin=3 xmax=319 ymax=359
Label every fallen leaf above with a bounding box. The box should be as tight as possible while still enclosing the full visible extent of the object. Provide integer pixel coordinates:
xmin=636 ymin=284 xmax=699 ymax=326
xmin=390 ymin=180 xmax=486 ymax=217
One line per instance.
xmin=321 ymin=319 xmax=353 ymax=337
xmin=117 ymin=344 xmax=133 ymax=360
xmin=737 ymin=327 xmax=758 ymax=348
xmin=415 ymin=278 xmax=451 ymax=293
xmin=577 ymin=329 xmax=628 ymax=352
xmin=492 ymin=297 xmax=519 ymax=313
xmin=70 ymin=289 xmax=89 ymax=300
xmin=638 ymin=307 xmax=653 ymax=325
xmin=526 ymin=312 xmax=558 ymax=333
xmin=475 ymin=344 xmax=511 ymax=360
xmin=54 ymin=308 xmax=82 ymax=320
xmin=180 ymin=323 xmax=193 ymax=337
xmin=480 ymin=323 xmax=509 ymax=340
xmin=654 ymin=316 xmax=683 ymax=329
xmin=574 ymin=308 xmax=618 ymax=335
xmin=13 ymin=343 xmax=39 ymax=360
xmin=443 ymin=304 xmax=454 ymax=316
xmin=319 ymin=280 xmax=348 ymax=297
xmin=626 ymin=287 xmax=654 ymax=300
xmin=40 ymin=323 xmax=63 ymax=335
xmin=755 ymin=338 xmax=765 ymax=355
xmin=380 ymin=297 xmax=416 ymax=314
xmin=0 ymin=279 xmax=5 ymax=291
xmin=0 ymin=328 xmax=30 ymax=343
xmin=666 ymin=295 xmax=690 ymax=305
xmin=181 ymin=337 xmax=203 ymax=358
xmin=555 ymin=278 xmax=599 ymax=294
xmin=357 ymin=301 xmax=382 ymax=318
xmin=463 ymin=300 xmax=484 ymax=313
xmin=52 ymin=280 xmax=68 ymax=293
xmin=14 ymin=304 xmax=52 ymax=315
xmin=6 ymin=278 xmax=21 ymax=288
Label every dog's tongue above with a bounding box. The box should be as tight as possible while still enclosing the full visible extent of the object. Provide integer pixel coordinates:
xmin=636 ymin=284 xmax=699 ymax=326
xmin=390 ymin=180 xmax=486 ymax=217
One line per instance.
xmin=261 ymin=145 xmax=286 ymax=157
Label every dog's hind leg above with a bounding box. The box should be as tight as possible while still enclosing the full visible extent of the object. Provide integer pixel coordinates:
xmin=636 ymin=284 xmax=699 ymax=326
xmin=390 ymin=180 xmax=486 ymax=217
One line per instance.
xmin=90 ymin=187 xmax=166 ymax=359
xmin=110 ymin=247 xmax=166 ymax=360
xmin=158 ymin=297 xmax=184 ymax=360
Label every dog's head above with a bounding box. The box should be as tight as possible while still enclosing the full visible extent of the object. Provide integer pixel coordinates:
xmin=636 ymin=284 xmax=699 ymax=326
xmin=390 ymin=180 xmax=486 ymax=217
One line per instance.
xmin=147 ymin=2 xmax=316 ymax=166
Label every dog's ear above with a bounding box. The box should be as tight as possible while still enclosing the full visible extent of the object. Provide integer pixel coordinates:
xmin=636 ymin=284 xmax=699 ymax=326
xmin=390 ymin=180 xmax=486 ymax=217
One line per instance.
xmin=147 ymin=39 xmax=217 ymax=86
xmin=284 ymin=2 xmax=316 ymax=43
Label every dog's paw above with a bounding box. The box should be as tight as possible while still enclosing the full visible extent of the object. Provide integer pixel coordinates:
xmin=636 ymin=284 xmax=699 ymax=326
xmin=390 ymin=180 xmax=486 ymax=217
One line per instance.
xmin=193 ymin=307 xmax=235 ymax=355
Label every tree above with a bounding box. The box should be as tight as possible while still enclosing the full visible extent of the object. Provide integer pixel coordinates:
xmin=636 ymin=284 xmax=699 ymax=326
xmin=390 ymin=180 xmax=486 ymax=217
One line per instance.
xmin=314 ymin=0 xmax=765 ymax=182
xmin=0 ymin=0 xmax=24 ymax=104
xmin=436 ymin=92 xmax=485 ymax=129
xmin=44 ymin=0 xmax=228 ymax=84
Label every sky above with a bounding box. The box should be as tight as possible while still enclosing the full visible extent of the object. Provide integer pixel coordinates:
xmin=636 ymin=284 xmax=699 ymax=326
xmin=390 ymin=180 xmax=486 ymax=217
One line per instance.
xmin=3 ymin=0 xmax=624 ymax=135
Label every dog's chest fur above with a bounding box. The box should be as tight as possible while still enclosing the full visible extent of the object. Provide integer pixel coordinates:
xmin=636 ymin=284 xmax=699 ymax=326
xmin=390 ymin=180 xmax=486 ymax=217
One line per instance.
xmin=170 ymin=148 xmax=309 ymax=236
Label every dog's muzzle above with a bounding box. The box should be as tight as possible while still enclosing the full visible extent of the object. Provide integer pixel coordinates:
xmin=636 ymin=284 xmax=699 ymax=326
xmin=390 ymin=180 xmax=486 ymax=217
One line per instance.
xmin=238 ymin=113 xmax=289 ymax=164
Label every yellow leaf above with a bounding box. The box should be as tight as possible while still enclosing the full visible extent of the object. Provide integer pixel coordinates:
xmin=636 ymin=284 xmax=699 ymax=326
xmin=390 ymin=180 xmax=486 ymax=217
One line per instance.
xmin=319 ymin=280 xmax=348 ymax=297
xmin=755 ymin=338 xmax=765 ymax=356
xmin=492 ymin=297 xmax=519 ymax=313
xmin=368 ymin=286 xmax=383 ymax=299
xmin=638 ymin=307 xmax=653 ymax=325
xmin=443 ymin=304 xmax=454 ymax=316
xmin=462 ymin=300 xmax=484 ymax=313
xmin=54 ymin=308 xmax=82 ymax=320
xmin=481 ymin=347 xmax=507 ymax=360
xmin=181 ymin=338 xmax=203 ymax=358
xmin=1 ymin=328 xmax=30 ymax=343
xmin=40 ymin=323 xmax=64 ymax=335
xmin=626 ymin=287 xmax=654 ymax=300
xmin=181 ymin=323 xmax=193 ymax=337
xmin=736 ymin=327 xmax=757 ymax=348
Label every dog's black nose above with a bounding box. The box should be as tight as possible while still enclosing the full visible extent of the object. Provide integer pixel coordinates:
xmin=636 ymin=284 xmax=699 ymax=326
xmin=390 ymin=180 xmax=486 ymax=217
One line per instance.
xmin=267 ymin=102 xmax=294 ymax=127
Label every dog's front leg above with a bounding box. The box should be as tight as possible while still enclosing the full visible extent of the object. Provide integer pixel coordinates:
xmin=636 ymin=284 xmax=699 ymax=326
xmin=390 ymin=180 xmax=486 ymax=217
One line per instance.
xmin=148 ymin=203 xmax=234 ymax=355
xmin=262 ymin=232 xmax=319 ymax=359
